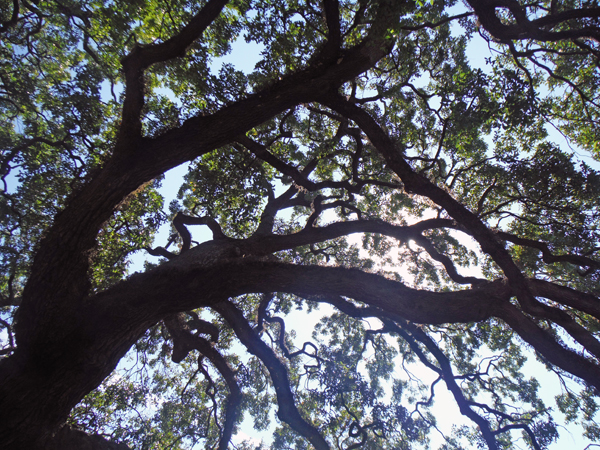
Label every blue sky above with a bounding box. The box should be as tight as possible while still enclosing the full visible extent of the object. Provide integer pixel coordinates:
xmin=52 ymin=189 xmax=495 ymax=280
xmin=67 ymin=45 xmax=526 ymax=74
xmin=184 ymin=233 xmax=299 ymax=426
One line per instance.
xmin=124 ymin=16 xmax=595 ymax=449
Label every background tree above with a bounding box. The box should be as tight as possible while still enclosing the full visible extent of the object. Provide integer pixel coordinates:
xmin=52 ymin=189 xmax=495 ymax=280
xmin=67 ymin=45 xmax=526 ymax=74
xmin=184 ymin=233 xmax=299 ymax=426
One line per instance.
xmin=1 ymin=0 xmax=600 ymax=449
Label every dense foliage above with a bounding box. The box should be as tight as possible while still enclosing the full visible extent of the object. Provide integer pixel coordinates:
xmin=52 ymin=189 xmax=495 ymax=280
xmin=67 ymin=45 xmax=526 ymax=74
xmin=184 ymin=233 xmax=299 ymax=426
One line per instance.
xmin=1 ymin=0 xmax=600 ymax=449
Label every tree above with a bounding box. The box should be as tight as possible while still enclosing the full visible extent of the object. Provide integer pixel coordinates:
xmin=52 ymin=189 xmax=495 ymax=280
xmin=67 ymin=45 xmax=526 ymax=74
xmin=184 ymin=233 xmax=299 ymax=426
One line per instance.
xmin=1 ymin=0 xmax=600 ymax=448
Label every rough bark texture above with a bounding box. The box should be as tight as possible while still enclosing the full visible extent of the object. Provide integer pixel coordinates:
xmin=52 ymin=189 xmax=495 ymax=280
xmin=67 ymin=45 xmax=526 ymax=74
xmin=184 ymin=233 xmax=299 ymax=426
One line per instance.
xmin=0 ymin=2 xmax=409 ymax=447
xmin=1 ymin=0 xmax=599 ymax=448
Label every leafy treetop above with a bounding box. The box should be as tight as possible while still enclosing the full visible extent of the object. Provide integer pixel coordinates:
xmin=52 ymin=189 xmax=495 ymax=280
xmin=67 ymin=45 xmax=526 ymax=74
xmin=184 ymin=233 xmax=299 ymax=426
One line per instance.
xmin=1 ymin=0 xmax=600 ymax=449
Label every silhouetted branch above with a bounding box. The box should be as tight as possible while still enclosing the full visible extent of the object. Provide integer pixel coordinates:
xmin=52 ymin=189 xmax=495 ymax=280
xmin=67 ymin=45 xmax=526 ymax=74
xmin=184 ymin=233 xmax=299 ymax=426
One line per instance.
xmin=413 ymin=234 xmax=486 ymax=285
xmin=0 ymin=0 xmax=19 ymax=34
xmin=173 ymin=212 xmax=226 ymax=253
xmin=320 ymin=93 xmax=545 ymax=318
xmin=163 ymin=313 xmax=242 ymax=450
xmin=118 ymin=0 xmax=229 ymax=142
xmin=466 ymin=0 xmax=600 ymax=43
xmin=400 ymin=11 xmax=474 ymax=31
xmin=495 ymin=302 xmax=600 ymax=391
xmin=212 ymin=300 xmax=331 ymax=450
xmin=237 ymin=135 xmax=401 ymax=195
xmin=145 ymin=246 xmax=177 ymax=260
xmin=498 ymin=231 xmax=600 ymax=273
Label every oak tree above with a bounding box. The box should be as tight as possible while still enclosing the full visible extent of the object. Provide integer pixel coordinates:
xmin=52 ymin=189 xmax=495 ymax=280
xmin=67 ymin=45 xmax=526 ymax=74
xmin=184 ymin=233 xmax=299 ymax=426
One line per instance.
xmin=1 ymin=0 xmax=600 ymax=448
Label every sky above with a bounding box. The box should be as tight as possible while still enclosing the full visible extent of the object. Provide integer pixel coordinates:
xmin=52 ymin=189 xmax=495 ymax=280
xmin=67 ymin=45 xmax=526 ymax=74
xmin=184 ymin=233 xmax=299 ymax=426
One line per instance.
xmin=0 ymin=4 xmax=596 ymax=449
xmin=121 ymin=9 xmax=596 ymax=450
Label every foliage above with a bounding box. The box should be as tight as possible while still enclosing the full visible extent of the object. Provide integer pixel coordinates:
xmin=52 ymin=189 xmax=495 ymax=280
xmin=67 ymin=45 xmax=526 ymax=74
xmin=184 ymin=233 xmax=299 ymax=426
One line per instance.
xmin=1 ymin=1 xmax=600 ymax=450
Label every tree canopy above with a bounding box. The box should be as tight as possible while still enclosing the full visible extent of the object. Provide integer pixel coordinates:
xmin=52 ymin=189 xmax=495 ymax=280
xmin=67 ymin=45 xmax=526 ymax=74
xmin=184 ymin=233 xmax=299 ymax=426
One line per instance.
xmin=1 ymin=0 xmax=600 ymax=448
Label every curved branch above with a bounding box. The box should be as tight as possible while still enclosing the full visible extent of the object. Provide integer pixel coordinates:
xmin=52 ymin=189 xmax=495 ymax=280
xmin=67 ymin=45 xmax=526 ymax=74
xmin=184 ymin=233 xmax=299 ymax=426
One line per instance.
xmin=412 ymin=234 xmax=486 ymax=285
xmin=173 ymin=212 xmax=226 ymax=253
xmin=118 ymin=0 xmax=230 ymax=141
xmin=263 ymin=314 xmax=321 ymax=362
xmin=163 ymin=313 xmax=241 ymax=450
xmin=0 ymin=0 xmax=19 ymax=34
xmin=498 ymin=231 xmax=600 ymax=272
xmin=212 ymin=300 xmax=330 ymax=450
xmin=308 ymin=295 xmax=500 ymax=449
xmin=254 ymin=185 xmax=300 ymax=237
xmin=238 ymin=135 xmax=401 ymax=194
xmin=264 ymin=314 xmax=294 ymax=358
xmin=145 ymin=245 xmax=177 ymax=260
xmin=320 ymin=94 xmax=546 ymax=318
xmin=493 ymin=302 xmax=600 ymax=391
xmin=466 ymin=0 xmax=600 ymax=43
xmin=390 ymin=320 xmax=499 ymax=450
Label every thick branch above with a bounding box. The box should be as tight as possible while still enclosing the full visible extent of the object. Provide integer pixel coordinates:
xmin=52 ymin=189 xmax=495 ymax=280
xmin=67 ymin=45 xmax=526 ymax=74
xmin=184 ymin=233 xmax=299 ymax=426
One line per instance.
xmin=320 ymin=94 xmax=545 ymax=317
xmin=163 ymin=313 xmax=241 ymax=450
xmin=466 ymin=0 xmax=600 ymax=43
xmin=498 ymin=231 xmax=600 ymax=272
xmin=319 ymin=0 xmax=341 ymax=62
xmin=527 ymin=279 xmax=600 ymax=321
xmin=173 ymin=212 xmax=227 ymax=253
xmin=118 ymin=0 xmax=230 ymax=141
xmin=212 ymin=300 xmax=330 ymax=450
xmin=493 ymin=302 xmax=600 ymax=391
xmin=96 ymin=256 xmax=504 ymax=327
xmin=254 ymin=184 xmax=299 ymax=236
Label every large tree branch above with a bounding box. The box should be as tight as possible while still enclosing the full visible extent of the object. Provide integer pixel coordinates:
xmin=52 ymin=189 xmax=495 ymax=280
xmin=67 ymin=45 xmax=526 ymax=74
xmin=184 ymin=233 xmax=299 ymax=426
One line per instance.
xmin=493 ymin=302 xmax=600 ymax=391
xmin=319 ymin=94 xmax=546 ymax=318
xmin=527 ymin=279 xmax=600 ymax=321
xmin=16 ymin=0 xmax=405 ymax=352
xmin=497 ymin=231 xmax=600 ymax=272
xmin=96 ymin=256 xmax=503 ymax=328
xmin=163 ymin=313 xmax=241 ymax=450
xmin=4 ymin=240 xmax=592 ymax=447
xmin=212 ymin=300 xmax=330 ymax=450
xmin=118 ymin=0 xmax=230 ymax=143
xmin=465 ymin=0 xmax=600 ymax=43
xmin=152 ymin=214 xmax=459 ymax=263
xmin=318 ymin=0 xmax=341 ymax=62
